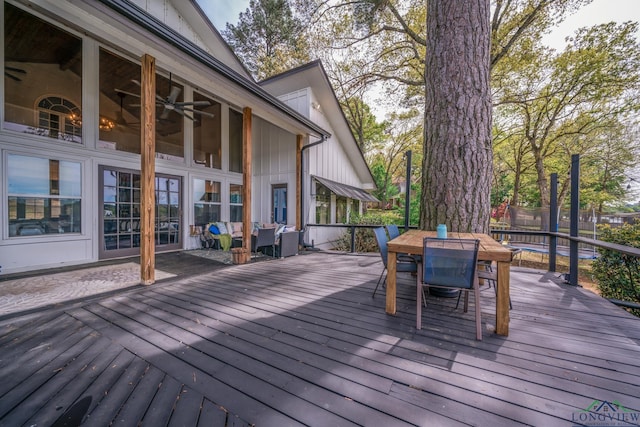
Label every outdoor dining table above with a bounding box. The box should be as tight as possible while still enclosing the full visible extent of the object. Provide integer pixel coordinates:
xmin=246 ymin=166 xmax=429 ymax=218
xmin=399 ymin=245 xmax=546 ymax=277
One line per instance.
xmin=386 ymin=229 xmax=515 ymax=336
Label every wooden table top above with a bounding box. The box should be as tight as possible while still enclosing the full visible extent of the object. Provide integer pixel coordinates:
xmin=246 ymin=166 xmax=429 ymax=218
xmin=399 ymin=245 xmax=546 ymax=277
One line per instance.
xmin=387 ymin=229 xmax=514 ymax=263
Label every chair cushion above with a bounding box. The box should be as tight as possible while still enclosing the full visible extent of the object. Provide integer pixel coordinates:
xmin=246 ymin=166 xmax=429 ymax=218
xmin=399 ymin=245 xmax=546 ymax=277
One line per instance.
xmin=216 ymin=221 xmax=228 ymax=234
xmin=229 ymin=222 xmax=243 ymax=238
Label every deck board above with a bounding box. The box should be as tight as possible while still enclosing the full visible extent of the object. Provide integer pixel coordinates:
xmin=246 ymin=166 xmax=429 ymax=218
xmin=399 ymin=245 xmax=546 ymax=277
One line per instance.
xmin=1 ymin=251 xmax=640 ymax=426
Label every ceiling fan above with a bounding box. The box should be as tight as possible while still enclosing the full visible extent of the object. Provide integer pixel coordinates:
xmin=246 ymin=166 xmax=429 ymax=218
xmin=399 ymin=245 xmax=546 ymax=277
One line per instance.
xmin=116 ymin=74 xmax=214 ymax=121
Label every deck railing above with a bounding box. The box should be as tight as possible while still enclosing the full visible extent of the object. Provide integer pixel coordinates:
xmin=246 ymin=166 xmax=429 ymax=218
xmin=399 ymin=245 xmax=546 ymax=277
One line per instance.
xmin=303 ymin=222 xmax=640 ymax=310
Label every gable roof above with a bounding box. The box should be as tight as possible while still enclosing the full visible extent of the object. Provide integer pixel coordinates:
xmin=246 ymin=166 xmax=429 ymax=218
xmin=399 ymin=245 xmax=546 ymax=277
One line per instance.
xmin=98 ymin=0 xmax=330 ymax=139
xmin=260 ymin=60 xmax=375 ymax=188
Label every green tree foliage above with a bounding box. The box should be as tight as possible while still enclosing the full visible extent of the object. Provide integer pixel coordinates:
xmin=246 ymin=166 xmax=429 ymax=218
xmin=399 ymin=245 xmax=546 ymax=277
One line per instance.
xmin=368 ymin=109 xmax=422 ymax=208
xmin=222 ymin=0 xmax=311 ymax=80
xmin=493 ymin=22 xmax=640 ymax=212
xmin=591 ymin=222 xmax=640 ymax=316
xmin=314 ymin=0 xmax=596 ymax=232
xmin=339 ymin=96 xmax=388 ymax=156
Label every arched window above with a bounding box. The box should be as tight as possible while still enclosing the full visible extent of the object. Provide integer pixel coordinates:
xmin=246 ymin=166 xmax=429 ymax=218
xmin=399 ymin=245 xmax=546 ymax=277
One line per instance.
xmin=37 ymin=96 xmax=82 ymax=143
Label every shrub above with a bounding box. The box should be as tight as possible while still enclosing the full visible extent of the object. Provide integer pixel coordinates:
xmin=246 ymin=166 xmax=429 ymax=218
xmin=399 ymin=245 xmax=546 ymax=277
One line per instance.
xmin=332 ymin=212 xmax=401 ymax=253
xmin=591 ymin=222 xmax=640 ymax=316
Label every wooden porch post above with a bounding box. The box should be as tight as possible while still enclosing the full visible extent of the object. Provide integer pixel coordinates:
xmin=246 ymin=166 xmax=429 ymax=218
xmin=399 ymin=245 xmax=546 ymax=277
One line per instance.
xmin=140 ymin=54 xmax=156 ymax=284
xmin=296 ymin=134 xmax=303 ymax=230
xmin=241 ymin=107 xmax=252 ymax=262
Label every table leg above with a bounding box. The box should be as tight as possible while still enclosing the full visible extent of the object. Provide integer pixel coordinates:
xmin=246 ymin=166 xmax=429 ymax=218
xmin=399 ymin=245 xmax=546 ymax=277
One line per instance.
xmin=495 ymin=261 xmax=510 ymax=336
xmin=386 ymin=250 xmax=397 ymax=314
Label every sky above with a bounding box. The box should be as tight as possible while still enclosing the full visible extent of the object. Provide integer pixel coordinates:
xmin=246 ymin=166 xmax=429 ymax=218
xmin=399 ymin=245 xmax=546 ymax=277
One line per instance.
xmin=196 ymin=0 xmax=250 ymax=31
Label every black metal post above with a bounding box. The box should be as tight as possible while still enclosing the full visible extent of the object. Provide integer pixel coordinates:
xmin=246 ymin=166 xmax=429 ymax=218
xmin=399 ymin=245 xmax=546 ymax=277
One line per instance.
xmin=404 ymin=150 xmax=411 ymax=232
xmin=549 ymin=173 xmax=558 ymax=272
xmin=350 ymin=225 xmax=356 ymax=253
xmin=569 ymin=154 xmax=580 ymax=286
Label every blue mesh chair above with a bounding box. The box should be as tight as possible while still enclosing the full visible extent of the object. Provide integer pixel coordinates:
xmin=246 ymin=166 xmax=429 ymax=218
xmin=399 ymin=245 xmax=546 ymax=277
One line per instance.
xmin=386 ymin=224 xmax=400 ymax=239
xmin=386 ymin=224 xmax=422 ymax=264
xmin=417 ymin=237 xmax=482 ymax=340
xmin=372 ymin=226 xmax=419 ymax=298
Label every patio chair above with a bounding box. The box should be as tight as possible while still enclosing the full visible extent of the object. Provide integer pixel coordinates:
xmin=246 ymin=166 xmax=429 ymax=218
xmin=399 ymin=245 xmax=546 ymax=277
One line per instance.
xmin=372 ymin=226 xmax=421 ymax=299
xmin=386 ymin=223 xmax=421 ymax=262
xmin=251 ymin=227 xmax=276 ymax=258
xmin=386 ymin=224 xmax=400 ymax=239
xmin=418 ymin=237 xmax=482 ymax=340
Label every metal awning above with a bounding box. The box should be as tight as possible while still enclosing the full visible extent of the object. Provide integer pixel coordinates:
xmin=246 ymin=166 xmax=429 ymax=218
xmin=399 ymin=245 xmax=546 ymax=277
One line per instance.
xmin=313 ymin=176 xmax=379 ymax=202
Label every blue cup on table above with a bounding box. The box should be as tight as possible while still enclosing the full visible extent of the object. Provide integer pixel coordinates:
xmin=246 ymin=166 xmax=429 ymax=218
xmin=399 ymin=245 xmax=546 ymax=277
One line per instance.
xmin=436 ymin=224 xmax=447 ymax=239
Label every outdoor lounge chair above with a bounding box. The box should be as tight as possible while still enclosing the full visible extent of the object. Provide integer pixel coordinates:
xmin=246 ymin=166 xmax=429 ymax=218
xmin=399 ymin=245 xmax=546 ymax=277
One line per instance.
xmin=274 ymin=230 xmax=299 ymax=258
xmin=418 ymin=237 xmax=482 ymax=340
xmin=251 ymin=227 xmax=276 ymax=258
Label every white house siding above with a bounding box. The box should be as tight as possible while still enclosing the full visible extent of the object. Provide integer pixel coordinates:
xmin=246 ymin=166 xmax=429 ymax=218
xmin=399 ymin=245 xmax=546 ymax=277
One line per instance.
xmin=251 ymin=117 xmax=297 ymax=225
xmin=0 ymin=0 xmax=318 ymax=274
xmin=273 ymin=89 xmax=365 ymax=249
xmin=278 ymin=89 xmax=311 ymax=119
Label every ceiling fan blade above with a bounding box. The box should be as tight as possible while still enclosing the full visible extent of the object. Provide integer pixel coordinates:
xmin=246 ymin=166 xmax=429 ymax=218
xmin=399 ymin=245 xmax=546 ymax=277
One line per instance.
xmin=4 ymin=72 xmax=21 ymax=81
xmin=160 ymin=106 xmax=171 ymax=120
xmin=180 ymin=107 xmax=215 ymax=118
xmin=166 ymin=86 xmax=182 ymax=104
xmin=171 ymin=107 xmax=196 ymax=121
xmin=175 ymin=100 xmax=211 ymax=107
xmin=181 ymin=111 xmax=196 ymax=121
xmin=5 ymin=66 xmax=26 ymax=74
xmin=115 ymin=89 xmax=140 ymax=98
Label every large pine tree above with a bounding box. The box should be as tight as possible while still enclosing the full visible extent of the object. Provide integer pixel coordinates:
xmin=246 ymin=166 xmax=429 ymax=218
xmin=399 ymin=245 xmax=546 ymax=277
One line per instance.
xmin=222 ymin=0 xmax=310 ymax=81
xmin=419 ymin=0 xmax=493 ymax=232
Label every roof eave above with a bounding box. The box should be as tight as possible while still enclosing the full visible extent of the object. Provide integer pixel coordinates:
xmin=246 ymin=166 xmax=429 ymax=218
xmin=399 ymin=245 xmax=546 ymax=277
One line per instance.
xmin=98 ymin=0 xmax=330 ymax=139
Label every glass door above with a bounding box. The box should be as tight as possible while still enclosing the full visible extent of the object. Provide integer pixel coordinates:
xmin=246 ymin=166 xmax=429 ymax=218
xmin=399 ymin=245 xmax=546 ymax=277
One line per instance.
xmin=99 ymin=166 xmax=181 ymax=258
xmin=272 ymin=184 xmax=287 ymax=224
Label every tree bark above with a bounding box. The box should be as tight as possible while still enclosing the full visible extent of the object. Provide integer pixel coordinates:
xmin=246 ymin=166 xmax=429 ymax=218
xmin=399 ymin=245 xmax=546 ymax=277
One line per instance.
xmin=420 ymin=0 xmax=493 ymax=233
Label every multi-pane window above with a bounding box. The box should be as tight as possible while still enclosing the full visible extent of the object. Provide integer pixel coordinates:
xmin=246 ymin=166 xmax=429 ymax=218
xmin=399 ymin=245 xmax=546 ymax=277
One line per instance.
xmin=4 ymin=3 xmax=82 ymax=142
xmin=156 ymin=176 xmax=181 ymax=244
xmin=37 ymin=97 xmax=82 ymax=142
xmin=194 ymin=179 xmax=221 ymax=225
xmin=102 ymin=169 xmax=180 ymax=251
xmin=8 ymin=154 xmax=82 ymax=236
xmin=229 ymin=109 xmax=243 ymax=173
xmin=230 ymin=184 xmax=243 ymax=222
xmin=102 ymin=169 xmax=141 ymax=250
xmin=315 ymin=182 xmax=331 ymax=224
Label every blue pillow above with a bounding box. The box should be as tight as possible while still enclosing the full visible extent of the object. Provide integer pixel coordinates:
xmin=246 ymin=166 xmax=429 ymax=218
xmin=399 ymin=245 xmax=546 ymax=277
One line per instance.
xmin=208 ymin=224 xmax=220 ymax=235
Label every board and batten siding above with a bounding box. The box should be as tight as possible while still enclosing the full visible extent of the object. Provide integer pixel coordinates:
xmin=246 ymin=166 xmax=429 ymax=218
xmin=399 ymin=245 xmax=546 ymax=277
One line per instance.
xmin=251 ymin=117 xmax=298 ymax=225
xmin=274 ymin=88 xmax=366 ymax=248
xmin=129 ymin=0 xmax=250 ymax=77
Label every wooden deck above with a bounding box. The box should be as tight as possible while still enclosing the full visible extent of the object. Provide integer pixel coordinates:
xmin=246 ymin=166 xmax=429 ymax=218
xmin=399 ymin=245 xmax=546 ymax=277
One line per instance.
xmin=1 ymin=251 xmax=639 ymax=426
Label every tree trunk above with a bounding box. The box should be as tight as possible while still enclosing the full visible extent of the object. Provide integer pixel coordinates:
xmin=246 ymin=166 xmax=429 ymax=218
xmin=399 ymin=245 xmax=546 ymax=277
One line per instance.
xmin=420 ymin=0 xmax=493 ymax=233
